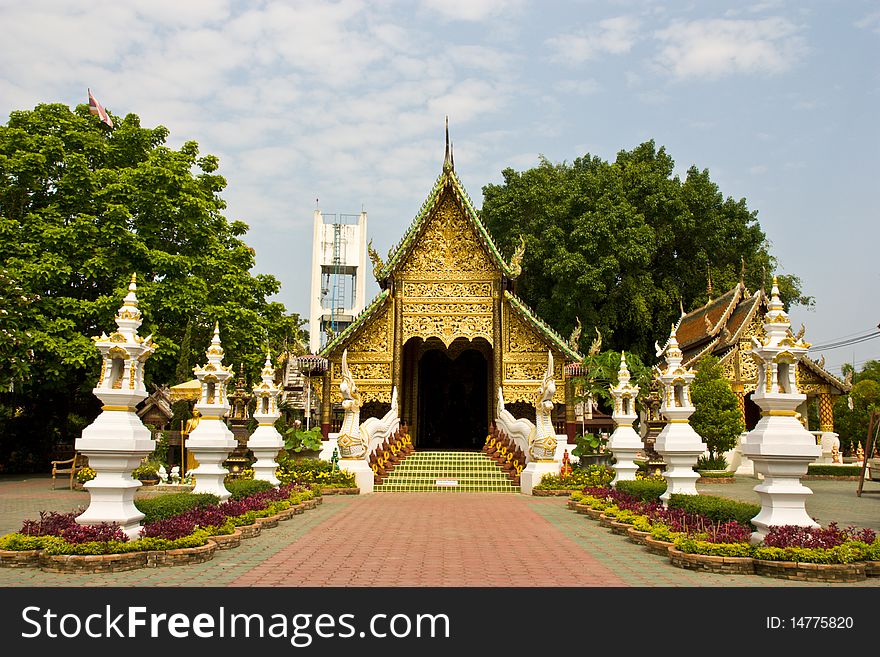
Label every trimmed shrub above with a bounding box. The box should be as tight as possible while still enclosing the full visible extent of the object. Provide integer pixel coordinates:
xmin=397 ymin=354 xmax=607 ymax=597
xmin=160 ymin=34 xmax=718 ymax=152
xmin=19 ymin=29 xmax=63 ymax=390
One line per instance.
xmin=135 ymin=493 xmax=220 ymax=524
xmin=668 ymin=494 xmax=760 ymax=528
xmin=615 ymin=479 xmax=666 ymax=502
xmin=807 ymin=464 xmax=861 ymax=476
xmin=675 ymin=537 xmax=754 ymax=557
xmin=225 ymin=479 xmax=274 ymax=500
xmin=754 ymin=542 xmax=871 ymax=565
xmin=535 ymin=466 xmax=613 ymax=490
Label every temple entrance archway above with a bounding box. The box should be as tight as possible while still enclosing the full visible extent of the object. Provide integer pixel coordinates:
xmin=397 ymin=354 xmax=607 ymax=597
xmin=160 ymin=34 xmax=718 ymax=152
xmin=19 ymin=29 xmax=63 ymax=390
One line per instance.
xmin=402 ymin=337 xmax=492 ymax=450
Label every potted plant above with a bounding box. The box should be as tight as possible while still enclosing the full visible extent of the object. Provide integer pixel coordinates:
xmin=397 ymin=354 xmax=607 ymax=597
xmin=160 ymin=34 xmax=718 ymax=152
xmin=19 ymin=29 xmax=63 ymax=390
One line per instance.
xmin=131 ymin=462 xmax=160 ymax=485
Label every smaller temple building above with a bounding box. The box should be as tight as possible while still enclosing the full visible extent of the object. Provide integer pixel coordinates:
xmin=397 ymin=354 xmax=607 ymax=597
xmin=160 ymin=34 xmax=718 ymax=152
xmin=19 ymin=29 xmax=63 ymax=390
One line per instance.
xmin=673 ymin=279 xmax=850 ymax=435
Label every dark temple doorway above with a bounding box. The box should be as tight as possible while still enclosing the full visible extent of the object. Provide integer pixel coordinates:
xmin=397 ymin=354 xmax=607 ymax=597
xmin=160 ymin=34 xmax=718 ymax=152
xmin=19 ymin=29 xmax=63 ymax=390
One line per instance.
xmin=417 ymin=347 xmax=488 ymax=450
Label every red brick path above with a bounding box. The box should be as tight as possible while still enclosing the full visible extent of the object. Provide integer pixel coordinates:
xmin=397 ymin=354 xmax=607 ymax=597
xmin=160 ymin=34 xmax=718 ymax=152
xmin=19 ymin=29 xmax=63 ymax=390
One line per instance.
xmin=229 ymin=493 xmax=627 ymax=587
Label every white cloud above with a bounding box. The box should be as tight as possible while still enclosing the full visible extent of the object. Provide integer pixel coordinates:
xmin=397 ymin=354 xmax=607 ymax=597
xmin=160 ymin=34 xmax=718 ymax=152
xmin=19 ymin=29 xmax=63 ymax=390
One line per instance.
xmin=421 ymin=0 xmax=524 ymax=22
xmin=654 ymin=17 xmax=807 ymax=79
xmin=555 ymin=79 xmax=601 ymax=96
xmin=748 ymin=164 xmax=768 ymax=175
xmin=546 ymin=16 xmax=640 ymax=65
xmin=855 ymin=10 xmax=880 ymax=34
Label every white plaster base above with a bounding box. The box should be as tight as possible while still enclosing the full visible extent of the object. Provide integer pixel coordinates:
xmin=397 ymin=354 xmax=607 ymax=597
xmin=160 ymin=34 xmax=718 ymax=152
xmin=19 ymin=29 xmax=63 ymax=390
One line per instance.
xmin=339 ymin=458 xmax=373 ymax=494
xmin=609 ymin=426 xmax=643 ymax=486
xmin=187 ymin=419 xmax=238 ymax=501
xmin=655 ymin=422 xmax=706 ymax=503
xmin=75 ymin=407 xmax=155 ymax=540
xmin=817 ymin=432 xmax=840 ymax=464
xmin=248 ymin=425 xmax=283 ymax=486
xmin=727 ymin=433 xmax=756 ymax=476
xmin=319 ymin=434 xmax=339 ymax=462
xmin=520 ymin=461 xmax=559 ymax=496
xmin=76 ymin=453 xmax=148 ymax=540
xmin=741 ymin=414 xmax=821 ymax=541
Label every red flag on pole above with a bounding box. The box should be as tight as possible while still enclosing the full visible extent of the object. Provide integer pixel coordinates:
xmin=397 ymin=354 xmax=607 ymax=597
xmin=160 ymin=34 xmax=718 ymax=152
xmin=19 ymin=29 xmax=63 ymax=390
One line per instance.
xmin=87 ymin=88 xmax=114 ymax=128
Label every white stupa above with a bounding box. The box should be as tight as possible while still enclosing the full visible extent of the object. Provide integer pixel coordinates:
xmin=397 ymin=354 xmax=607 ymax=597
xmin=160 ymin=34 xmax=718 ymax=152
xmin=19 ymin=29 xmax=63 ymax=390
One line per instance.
xmin=75 ymin=275 xmax=157 ymax=539
xmin=740 ymin=277 xmax=820 ymax=541
xmin=186 ymin=322 xmax=237 ymax=500
xmin=248 ymin=349 xmax=284 ymax=486
xmin=654 ymin=325 xmax=707 ymax=503
xmin=608 ymin=352 xmax=643 ymax=486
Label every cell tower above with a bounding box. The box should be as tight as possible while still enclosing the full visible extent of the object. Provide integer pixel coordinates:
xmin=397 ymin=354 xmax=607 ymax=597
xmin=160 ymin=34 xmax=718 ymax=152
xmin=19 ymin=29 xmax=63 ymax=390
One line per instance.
xmin=309 ymin=207 xmax=367 ymax=354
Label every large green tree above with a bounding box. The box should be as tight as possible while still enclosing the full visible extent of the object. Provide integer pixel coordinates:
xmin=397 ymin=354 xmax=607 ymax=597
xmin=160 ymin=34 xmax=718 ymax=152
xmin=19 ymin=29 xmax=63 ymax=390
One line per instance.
xmin=0 ymin=102 xmax=305 ymax=472
xmin=833 ymin=360 xmax=880 ymax=454
xmin=480 ymin=141 xmax=810 ymax=361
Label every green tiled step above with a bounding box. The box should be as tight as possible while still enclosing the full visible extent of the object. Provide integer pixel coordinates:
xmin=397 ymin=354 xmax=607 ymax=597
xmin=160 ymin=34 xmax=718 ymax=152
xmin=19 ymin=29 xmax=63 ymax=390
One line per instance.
xmin=375 ymin=450 xmax=519 ymax=493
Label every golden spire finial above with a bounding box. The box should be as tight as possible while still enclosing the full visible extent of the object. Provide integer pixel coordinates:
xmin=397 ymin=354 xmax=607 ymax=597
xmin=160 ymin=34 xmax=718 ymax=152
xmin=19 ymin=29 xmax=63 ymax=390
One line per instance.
xmin=443 ymin=116 xmax=453 ymax=171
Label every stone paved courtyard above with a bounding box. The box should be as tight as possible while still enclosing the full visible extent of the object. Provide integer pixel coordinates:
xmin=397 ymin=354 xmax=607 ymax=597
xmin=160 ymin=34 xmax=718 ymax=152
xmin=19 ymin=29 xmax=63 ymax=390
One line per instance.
xmin=2 ymin=473 xmax=879 ymax=588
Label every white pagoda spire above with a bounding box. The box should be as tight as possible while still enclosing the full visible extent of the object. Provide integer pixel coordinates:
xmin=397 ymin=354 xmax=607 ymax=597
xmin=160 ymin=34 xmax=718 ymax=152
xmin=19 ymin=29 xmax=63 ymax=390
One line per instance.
xmin=608 ymin=352 xmax=643 ymax=486
xmin=248 ymin=347 xmax=284 ymax=486
xmin=75 ymin=274 xmax=157 ymax=539
xmin=741 ymin=275 xmax=819 ymax=541
xmin=654 ymin=324 xmax=707 ymax=503
xmin=186 ymin=322 xmax=237 ymax=500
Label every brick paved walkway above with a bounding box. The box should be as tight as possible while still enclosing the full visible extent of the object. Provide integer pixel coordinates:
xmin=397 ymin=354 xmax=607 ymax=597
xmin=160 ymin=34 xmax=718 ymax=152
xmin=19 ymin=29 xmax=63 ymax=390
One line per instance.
xmin=1 ymin=474 xmax=879 ymax=587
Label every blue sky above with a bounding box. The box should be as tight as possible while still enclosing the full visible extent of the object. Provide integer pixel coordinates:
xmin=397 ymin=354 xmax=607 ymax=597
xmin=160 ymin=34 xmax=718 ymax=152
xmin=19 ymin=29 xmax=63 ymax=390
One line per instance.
xmin=1 ymin=0 xmax=877 ymax=376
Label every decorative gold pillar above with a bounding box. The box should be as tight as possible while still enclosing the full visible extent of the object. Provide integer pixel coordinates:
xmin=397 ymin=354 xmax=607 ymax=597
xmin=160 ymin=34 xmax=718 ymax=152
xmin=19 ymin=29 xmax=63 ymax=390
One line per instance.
xmin=321 ymin=371 xmax=331 ymax=439
xmin=392 ymin=292 xmax=403 ymax=398
xmin=565 ymin=375 xmax=576 ymax=442
xmin=817 ymin=388 xmax=835 ymax=433
xmin=492 ymin=286 xmax=502 ymax=419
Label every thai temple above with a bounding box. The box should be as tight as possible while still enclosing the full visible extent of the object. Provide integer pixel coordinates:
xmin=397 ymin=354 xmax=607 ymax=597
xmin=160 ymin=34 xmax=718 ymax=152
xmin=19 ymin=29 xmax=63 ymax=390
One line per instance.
xmin=672 ymin=278 xmax=849 ymax=437
xmin=317 ymin=132 xmax=581 ymax=449
xmin=314 ymin=132 xmax=849 ymax=454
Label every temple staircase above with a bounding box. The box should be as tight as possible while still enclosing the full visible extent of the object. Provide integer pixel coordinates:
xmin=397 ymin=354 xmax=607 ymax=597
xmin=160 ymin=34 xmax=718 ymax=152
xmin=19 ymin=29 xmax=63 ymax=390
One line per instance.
xmin=373 ymin=450 xmax=520 ymax=493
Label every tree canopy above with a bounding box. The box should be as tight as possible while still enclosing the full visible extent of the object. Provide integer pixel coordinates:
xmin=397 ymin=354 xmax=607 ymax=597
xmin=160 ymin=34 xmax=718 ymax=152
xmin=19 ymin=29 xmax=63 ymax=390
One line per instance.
xmin=480 ymin=141 xmax=810 ymax=362
xmin=0 ymin=102 xmax=305 ymax=471
xmin=833 ymin=360 xmax=880 ymax=454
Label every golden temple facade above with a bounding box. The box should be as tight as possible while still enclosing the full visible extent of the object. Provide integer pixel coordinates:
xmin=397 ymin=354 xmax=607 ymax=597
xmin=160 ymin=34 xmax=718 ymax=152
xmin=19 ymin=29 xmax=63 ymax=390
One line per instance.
xmin=318 ymin=146 xmax=581 ymax=449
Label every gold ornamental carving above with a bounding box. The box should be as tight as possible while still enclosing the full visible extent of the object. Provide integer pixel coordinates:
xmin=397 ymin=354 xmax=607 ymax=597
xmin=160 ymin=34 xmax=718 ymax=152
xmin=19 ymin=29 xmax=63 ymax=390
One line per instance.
xmin=398 ymin=198 xmax=495 ymax=279
xmin=501 ymin=383 xmax=563 ymax=405
xmin=332 ymin=385 xmax=391 ymax=404
xmin=403 ymin=281 xmax=493 ymax=298
xmin=404 ymin=301 xmax=493 ymax=315
xmin=331 ymin=362 xmax=391 ymax=381
xmin=403 ymin=314 xmax=493 ymax=347
xmin=795 ymin=362 xmax=823 ymax=395
xmin=505 ymin=361 xmax=564 ymax=381
xmin=347 ymin=304 xmax=391 ymax=353
xmin=506 ymin=312 xmax=546 ymax=354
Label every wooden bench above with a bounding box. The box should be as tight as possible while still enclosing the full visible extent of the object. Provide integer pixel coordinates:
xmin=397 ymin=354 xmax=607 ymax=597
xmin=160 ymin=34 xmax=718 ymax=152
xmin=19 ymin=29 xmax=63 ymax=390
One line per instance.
xmin=50 ymin=453 xmax=88 ymax=489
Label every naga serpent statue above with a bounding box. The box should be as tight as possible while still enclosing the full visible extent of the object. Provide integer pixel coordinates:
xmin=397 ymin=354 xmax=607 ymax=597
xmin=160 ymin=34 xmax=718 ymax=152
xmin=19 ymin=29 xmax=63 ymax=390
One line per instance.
xmin=337 ymin=349 xmax=367 ymax=459
xmin=530 ymin=350 xmax=558 ymax=462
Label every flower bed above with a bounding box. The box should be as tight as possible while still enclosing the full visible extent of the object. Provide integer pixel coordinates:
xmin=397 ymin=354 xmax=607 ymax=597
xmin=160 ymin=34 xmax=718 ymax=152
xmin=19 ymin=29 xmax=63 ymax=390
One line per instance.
xmin=533 ymin=466 xmax=613 ymax=492
xmin=0 ymin=483 xmax=321 ymax=572
xmin=566 ymin=484 xmax=880 ymax=582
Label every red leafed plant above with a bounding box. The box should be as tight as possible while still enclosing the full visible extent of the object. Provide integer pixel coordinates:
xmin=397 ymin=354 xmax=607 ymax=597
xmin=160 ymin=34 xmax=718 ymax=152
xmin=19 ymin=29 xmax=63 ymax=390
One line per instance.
xmin=762 ymin=522 xmax=877 ymax=549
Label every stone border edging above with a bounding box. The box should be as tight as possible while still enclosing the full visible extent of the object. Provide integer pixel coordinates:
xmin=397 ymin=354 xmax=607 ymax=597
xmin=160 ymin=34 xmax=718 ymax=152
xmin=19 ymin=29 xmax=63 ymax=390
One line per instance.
xmin=753 ymin=559 xmax=866 ymax=583
xmin=563 ymin=497 xmax=880 ymax=584
xmin=668 ymin=547 xmax=755 ymax=575
xmin=319 ymin=487 xmax=360 ymax=495
xmin=532 ymin=489 xmax=577 ymax=496
xmin=0 ymin=492 xmax=324 ymax=573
